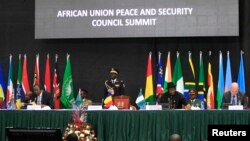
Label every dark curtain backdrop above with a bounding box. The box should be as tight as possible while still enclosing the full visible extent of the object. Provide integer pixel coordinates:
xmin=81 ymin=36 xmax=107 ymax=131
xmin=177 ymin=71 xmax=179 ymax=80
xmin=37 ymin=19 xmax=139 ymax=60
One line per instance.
xmin=0 ymin=0 xmax=249 ymax=107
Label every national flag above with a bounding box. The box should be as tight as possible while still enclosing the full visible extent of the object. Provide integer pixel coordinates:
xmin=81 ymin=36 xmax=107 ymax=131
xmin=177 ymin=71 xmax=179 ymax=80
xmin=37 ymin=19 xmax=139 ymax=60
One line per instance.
xmin=184 ymin=51 xmax=196 ymax=99
xmin=44 ymin=54 xmax=51 ymax=92
xmin=75 ymin=88 xmax=83 ymax=107
xmin=0 ymin=60 xmax=5 ymax=108
xmin=237 ymin=51 xmax=245 ymax=94
xmin=136 ymin=88 xmax=146 ymax=109
xmin=104 ymin=91 xmax=113 ymax=108
xmin=16 ymin=54 xmax=24 ymax=109
xmin=22 ymin=54 xmax=30 ymax=94
xmin=145 ymin=52 xmax=154 ymax=103
xmin=207 ymin=51 xmax=215 ymax=109
xmin=163 ymin=52 xmax=172 ymax=93
xmin=60 ymin=54 xmax=74 ymax=109
xmin=6 ymin=55 xmax=15 ymax=109
xmin=33 ymin=54 xmax=40 ymax=85
xmin=53 ymin=54 xmax=61 ymax=109
xmin=156 ymin=52 xmax=164 ymax=95
xmin=173 ymin=52 xmax=184 ymax=94
xmin=216 ymin=52 xmax=224 ymax=109
xmin=224 ymin=51 xmax=232 ymax=92
xmin=197 ymin=52 xmax=206 ymax=107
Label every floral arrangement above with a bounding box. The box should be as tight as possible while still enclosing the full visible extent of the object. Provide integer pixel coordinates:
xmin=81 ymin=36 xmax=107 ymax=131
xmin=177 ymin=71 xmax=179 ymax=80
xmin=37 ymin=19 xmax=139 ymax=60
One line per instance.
xmin=62 ymin=108 xmax=97 ymax=141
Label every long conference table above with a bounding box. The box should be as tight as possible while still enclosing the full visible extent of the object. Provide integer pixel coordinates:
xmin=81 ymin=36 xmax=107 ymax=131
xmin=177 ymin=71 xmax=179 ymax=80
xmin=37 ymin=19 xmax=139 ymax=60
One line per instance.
xmin=1 ymin=110 xmax=250 ymax=141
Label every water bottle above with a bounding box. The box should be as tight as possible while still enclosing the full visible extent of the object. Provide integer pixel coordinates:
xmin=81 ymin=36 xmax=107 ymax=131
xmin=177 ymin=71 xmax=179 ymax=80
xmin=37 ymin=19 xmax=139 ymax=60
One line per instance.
xmin=238 ymin=100 xmax=241 ymax=105
xmin=200 ymin=101 xmax=204 ymax=110
xmin=72 ymin=101 xmax=77 ymax=110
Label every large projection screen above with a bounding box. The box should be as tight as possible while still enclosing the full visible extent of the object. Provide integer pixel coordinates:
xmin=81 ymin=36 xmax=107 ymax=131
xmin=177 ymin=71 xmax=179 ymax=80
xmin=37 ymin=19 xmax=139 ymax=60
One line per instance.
xmin=35 ymin=0 xmax=239 ymax=39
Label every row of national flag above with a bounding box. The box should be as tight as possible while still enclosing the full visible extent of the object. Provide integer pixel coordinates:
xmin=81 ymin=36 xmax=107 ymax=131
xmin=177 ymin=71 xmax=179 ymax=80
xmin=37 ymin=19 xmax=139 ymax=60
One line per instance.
xmin=137 ymin=51 xmax=245 ymax=109
xmin=0 ymin=54 xmax=76 ymax=109
xmin=0 ymin=51 xmax=245 ymax=110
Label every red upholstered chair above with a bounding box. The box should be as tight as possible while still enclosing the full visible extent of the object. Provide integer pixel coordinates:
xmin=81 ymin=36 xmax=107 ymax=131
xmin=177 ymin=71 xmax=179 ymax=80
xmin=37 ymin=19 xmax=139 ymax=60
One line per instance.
xmin=113 ymin=95 xmax=130 ymax=109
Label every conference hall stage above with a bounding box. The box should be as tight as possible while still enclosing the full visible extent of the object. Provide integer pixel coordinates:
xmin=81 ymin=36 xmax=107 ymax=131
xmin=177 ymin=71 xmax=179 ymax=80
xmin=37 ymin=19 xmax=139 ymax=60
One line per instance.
xmin=1 ymin=0 xmax=250 ymax=141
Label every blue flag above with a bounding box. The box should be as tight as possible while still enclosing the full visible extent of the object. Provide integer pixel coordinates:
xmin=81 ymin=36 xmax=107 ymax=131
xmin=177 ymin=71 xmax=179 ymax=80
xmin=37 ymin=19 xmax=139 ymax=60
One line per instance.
xmin=224 ymin=52 xmax=232 ymax=92
xmin=237 ymin=51 xmax=245 ymax=94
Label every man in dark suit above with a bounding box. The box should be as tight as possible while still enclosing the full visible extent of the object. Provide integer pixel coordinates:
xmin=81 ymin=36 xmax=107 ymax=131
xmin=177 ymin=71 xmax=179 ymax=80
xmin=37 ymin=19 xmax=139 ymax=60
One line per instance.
xmin=31 ymin=84 xmax=54 ymax=109
xmin=104 ymin=68 xmax=125 ymax=97
xmin=158 ymin=82 xmax=190 ymax=109
xmin=222 ymin=82 xmax=248 ymax=109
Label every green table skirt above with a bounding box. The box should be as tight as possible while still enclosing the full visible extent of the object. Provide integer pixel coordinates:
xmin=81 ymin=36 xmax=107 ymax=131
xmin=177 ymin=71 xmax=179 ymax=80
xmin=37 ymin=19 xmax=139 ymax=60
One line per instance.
xmin=1 ymin=110 xmax=250 ymax=141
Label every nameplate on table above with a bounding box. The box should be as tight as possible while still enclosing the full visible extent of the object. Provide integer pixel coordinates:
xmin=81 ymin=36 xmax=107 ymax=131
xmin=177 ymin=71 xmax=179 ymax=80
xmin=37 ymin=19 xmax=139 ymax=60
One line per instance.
xmin=146 ymin=105 xmax=162 ymax=110
xmin=27 ymin=105 xmax=42 ymax=110
xmin=228 ymin=105 xmax=243 ymax=110
xmin=87 ymin=105 xmax=103 ymax=110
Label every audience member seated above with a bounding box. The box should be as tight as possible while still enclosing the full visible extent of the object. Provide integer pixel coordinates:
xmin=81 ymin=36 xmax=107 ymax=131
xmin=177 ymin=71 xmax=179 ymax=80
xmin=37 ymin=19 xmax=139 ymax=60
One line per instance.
xmin=66 ymin=133 xmax=78 ymax=141
xmin=168 ymin=134 xmax=182 ymax=141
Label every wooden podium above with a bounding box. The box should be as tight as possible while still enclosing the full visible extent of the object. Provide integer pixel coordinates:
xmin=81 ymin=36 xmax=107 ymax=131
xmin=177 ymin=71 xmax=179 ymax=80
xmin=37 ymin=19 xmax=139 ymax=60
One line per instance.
xmin=113 ymin=95 xmax=130 ymax=109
